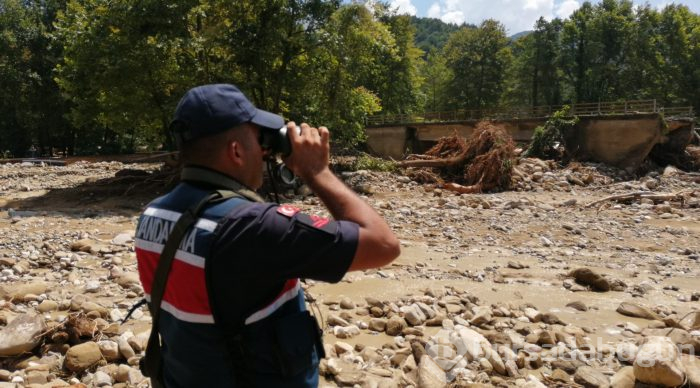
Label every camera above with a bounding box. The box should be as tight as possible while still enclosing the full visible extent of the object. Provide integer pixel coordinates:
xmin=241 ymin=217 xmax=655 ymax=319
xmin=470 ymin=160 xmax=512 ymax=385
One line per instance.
xmin=260 ymin=125 xmax=301 ymax=156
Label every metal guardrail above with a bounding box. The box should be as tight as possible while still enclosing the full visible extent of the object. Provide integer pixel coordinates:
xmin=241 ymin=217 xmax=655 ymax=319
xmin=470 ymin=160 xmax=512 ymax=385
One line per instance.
xmin=366 ymin=99 xmax=695 ymax=126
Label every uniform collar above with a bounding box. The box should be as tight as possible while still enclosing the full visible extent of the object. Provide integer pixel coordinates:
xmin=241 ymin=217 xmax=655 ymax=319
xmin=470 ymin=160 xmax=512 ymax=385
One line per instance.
xmin=180 ymin=165 xmax=265 ymax=203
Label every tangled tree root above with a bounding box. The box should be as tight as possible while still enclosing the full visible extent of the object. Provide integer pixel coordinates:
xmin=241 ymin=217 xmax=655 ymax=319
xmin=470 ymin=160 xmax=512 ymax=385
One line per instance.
xmin=400 ymin=122 xmax=516 ymax=193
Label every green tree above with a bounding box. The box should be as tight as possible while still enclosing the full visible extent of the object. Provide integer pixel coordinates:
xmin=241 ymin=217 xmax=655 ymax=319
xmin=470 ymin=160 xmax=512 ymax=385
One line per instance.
xmin=376 ymin=13 xmax=424 ymax=114
xmin=502 ymin=18 xmax=563 ymax=108
xmin=443 ymin=19 xmax=511 ymax=109
xmin=410 ymin=16 xmax=465 ymax=54
xmin=0 ymin=0 xmax=68 ymax=157
xmin=658 ymin=4 xmax=700 ymax=111
xmin=619 ymin=5 xmax=665 ymax=101
xmin=420 ymin=49 xmax=452 ymax=112
xmin=54 ymin=0 xmax=197 ymax=153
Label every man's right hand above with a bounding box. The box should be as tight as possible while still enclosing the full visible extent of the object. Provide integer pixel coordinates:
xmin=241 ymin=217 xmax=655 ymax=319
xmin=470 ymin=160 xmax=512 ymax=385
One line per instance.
xmin=282 ymin=121 xmax=330 ymax=182
xmin=282 ymin=121 xmax=400 ymax=272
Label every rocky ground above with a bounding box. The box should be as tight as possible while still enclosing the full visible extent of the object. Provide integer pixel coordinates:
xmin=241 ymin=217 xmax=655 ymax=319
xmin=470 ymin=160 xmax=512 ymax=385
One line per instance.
xmin=0 ymin=158 xmax=698 ymax=388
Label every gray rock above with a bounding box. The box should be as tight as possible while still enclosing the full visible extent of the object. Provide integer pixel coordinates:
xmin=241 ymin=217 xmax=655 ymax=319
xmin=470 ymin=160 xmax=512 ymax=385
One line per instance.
xmin=616 ymin=302 xmax=661 ymax=320
xmin=98 ymin=340 xmax=120 ymax=361
xmin=339 ymin=297 xmax=355 ymax=310
xmin=335 ymin=371 xmax=366 ymax=386
xmin=111 ymin=233 xmax=133 ymax=245
xmin=634 ymin=336 xmax=686 ymax=387
xmin=681 ymin=354 xmax=700 ymax=388
xmin=25 ymin=370 xmax=48 ymax=385
xmin=403 ymin=305 xmax=426 ymax=326
xmin=93 ymin=370 xmax=113 ymax=387
xmin=369 ymin=318 xmax=387 ymax=332
xmin=0 ymin=313 xmax=46 ymax=356
xmin=386 ymin=315 xmax=407 ymax=336
xmin=327 ymin=314 xmax=350 ymax=327
xmin=37 ymin=300 xmax=59 ymax=313
xmin=417 ymin=355 xmax=447 ymax=388
xmin=574 ymin=366 xmax=610 ymax=388
xmin=64 ymin=342 xmax=102 ymax=372
xmin=566 ymin=301 xmax=588 ymax=311
xmin=117 ymin=337 xmax=136 ymax=359
xmin=610 ymin=366 xmax=635 ymax=388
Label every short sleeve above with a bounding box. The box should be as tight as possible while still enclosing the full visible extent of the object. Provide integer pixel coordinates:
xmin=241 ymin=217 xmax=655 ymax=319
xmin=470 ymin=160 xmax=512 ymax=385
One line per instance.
xmin=211 ymin=203 xmax=359 ymax=284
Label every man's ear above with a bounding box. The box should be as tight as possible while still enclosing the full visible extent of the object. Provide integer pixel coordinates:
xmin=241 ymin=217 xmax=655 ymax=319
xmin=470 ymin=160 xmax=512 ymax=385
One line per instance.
xmin=226 ymin=140 xmax=244 ymax=166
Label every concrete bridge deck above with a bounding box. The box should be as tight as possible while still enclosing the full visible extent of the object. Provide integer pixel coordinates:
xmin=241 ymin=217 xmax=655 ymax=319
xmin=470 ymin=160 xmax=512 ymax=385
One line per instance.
xmin=364 ymin=100 xmax=696 ymax=169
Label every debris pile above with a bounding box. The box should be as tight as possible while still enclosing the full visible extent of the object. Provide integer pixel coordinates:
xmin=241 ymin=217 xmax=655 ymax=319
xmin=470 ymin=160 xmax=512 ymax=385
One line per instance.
xmin=400 ymin=122 xmax=516 ymax=193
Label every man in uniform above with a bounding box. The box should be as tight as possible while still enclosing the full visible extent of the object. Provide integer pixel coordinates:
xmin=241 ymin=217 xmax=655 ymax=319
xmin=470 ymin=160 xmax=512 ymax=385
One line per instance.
xmin=134 ymin=84 xmax=400 ymax=387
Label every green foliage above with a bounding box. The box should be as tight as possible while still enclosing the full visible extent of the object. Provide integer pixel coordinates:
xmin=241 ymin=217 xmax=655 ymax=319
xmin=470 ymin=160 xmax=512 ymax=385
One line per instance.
xmin=0 ymin=0 xmax=69 ymax=157
xmin=352 ymin=153 xmax=396 ymax=172
xmin=443 ymin=19 xmax=512 ymax=110
xmin=420 ymin=49 xmax=452 ymax=112
xmin=410 ymin=16 xmax=467 ymax=54
xmin=524 ymin=106 xmax=578 ymax=159
xmin=2 ymin=0 xmax=700 ymax=157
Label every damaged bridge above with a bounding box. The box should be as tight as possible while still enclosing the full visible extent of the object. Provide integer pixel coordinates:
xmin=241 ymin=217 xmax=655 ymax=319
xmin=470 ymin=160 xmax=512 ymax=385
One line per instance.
xmin=365 ymin=100 xmax=696 ymax=169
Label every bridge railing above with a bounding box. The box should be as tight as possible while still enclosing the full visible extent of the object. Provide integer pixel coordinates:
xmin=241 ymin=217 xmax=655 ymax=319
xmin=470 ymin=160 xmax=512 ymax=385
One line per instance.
xmin=366 ymin=99 xmax=695 ymax=126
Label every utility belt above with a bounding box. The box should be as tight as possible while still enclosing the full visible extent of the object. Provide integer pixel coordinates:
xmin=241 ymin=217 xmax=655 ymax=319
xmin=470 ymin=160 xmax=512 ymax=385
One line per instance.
xmin=225 ymin=310 xmax=326 ymax=382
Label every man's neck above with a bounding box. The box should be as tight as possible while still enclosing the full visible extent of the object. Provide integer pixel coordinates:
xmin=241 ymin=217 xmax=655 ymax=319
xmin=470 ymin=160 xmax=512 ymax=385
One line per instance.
xmin=180 ymin=165 xmax=264 ymax=203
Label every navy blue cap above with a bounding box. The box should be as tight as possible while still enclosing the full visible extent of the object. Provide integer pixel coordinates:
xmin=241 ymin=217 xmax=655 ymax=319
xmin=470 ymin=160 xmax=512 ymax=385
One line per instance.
xmin=170 ymin=84 xmax=285 ymax=142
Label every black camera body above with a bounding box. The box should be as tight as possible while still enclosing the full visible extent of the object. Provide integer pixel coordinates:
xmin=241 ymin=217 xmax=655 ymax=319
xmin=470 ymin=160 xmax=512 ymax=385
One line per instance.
xmin=261 ymin=125 xmax=301 ymax=156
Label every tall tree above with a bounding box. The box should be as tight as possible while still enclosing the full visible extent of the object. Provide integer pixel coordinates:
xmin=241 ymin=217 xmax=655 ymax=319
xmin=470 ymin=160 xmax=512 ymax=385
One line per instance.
xmin=658 ymin=4 xmax=700 ymax=111
xmin=560 ymin=1 xmax=594 ymax=102
xmin=420 ymin=49 xmax=452 ymax=112
xmin=502 ymin=17 xmax=563 ymax=108
xmin=0 ymin=0 xmax=68 ymax=157
xmin=443 ymin=19 xmax=511 ymax=109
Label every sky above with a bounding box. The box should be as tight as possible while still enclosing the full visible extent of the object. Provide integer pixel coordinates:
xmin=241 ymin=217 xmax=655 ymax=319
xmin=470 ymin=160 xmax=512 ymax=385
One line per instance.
xmin=385 ymin=0 xmax=700 ymax=34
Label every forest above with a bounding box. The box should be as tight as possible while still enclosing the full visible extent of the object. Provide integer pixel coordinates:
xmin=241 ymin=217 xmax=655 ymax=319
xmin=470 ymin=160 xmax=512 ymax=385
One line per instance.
xmin=1 ymin=0 xmax=698 ymax=157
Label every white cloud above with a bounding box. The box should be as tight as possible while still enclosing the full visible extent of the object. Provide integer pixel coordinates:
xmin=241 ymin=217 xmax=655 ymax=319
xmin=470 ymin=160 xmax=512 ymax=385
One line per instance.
xmin=428 ymin=3 xmax=442 ymax=18
xmin=441 ymin=10 xmax=466 ymax=24
xmin=420 ymin=0 xmax=700 ymax=32
xmin=390 ymin=0 xmax=418 ymax=15
xmin=428 ymin=0 xmax=561 ymax=33
xmin=555 ymin=0 xmax=580 ymax=18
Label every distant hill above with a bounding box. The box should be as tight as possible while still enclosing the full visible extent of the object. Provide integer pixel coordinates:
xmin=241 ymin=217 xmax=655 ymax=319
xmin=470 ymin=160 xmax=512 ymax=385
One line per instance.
xmin=410 ymin=16 xmax=475 ymax=54
xmin=509 ymin=30 xmax=533 ymax=40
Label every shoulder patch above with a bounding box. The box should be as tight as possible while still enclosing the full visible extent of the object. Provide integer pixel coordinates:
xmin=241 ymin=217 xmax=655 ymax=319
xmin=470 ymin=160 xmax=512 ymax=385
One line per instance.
xmin=296 ymin=213 xmax=336 ymax=234
xmin=277 ymin=204 xmax=301 ymax=218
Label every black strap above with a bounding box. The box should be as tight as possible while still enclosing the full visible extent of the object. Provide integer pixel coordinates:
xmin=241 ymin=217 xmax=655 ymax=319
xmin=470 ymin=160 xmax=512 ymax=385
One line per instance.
xmin=142 ymin=190 xmax=240 ymax=387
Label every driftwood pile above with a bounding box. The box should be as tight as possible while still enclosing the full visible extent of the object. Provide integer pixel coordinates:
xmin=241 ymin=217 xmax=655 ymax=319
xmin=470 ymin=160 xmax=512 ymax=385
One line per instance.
xmin=399 ymin=122 xmax=516 ymax=194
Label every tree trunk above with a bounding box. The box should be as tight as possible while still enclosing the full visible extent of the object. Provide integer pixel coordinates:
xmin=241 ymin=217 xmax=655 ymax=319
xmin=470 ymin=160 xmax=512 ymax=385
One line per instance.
xmin=398 ymin=151 xmax=468 ymax=168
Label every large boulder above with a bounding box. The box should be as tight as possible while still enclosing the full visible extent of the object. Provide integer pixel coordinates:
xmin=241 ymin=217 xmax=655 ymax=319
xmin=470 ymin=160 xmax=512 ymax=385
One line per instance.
xmin=64 ymin=342 xmax=103 ymax=372
xmin=417 ymin=355 xmax=446 ymax=388
xmin=616 ymin=302 xmax=660 ymax=320
xmin=641 ymin=328 xmax=700 ymax=353
xmin=633 ymin=336 xmax=686 ymax=387
xmin=681 ymin=354 xmax=700 ymax=388
xmin=610 ymin=366 xmax=635 ymax=388
xmin=0 ymin=314 xmax=46 ymax=356
xmin=574 ymin=366 xmax=610 ymax=388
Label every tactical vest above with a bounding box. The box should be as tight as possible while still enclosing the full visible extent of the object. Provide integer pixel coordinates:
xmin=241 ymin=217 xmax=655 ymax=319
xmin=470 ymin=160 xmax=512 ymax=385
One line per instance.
xmin=135 ymin=166 xmax=324 ymax=388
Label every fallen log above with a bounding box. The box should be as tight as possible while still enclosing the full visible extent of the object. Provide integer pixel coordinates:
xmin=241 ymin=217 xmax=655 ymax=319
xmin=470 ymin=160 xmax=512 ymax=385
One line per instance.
xmin=585 ymin=191 xmax=686 ymax=208
xmin=398 ymin=152 xmax=467 ymax=168
xmin=442 ymin=182 xmax=482 ymax=194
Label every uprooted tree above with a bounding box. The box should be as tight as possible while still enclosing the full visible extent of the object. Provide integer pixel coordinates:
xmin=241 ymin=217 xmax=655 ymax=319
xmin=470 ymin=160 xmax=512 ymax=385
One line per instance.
xmin=398 ymin=122 xmax=516 ymax=193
